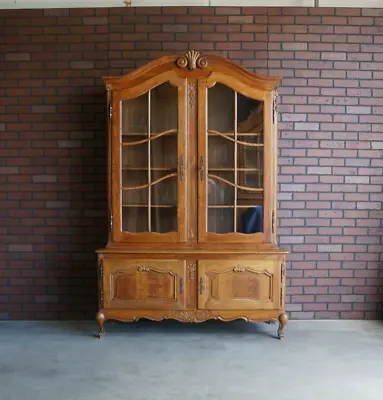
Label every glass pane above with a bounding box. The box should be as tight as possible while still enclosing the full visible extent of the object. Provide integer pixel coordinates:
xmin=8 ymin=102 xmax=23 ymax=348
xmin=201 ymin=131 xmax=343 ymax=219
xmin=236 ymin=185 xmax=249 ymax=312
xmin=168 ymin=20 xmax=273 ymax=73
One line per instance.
xmin=120 ymin=82 xmax=178 ymax=234
xmin=122 ymin=207 xmax=148 ymax=232
xmin=122 ymin=93 xmax=148 ymax=135
xmin=208 ymin=208 xmax=234 ymax=234
xmin=237 ymin=93 xmax=264 ymax=234
xmin=151 ymin=207 xmax=177 ymax=233
xmin=121 ymin=149 xmax=148 ymax=232
xmin=207 ymin=83 xmax=264 ymax=234
xmin=151 ymin=171 xmax=177 ymax=207
xmin=208 ymin=172 xmax=234 ymax=206
xmin=121 ymin=172 xmax=148 ymax=205
xmin=151 ymin=83 xmax=177 ymax=134
xmin=208 ymin=136 xmax=234 ymax=169
xmin=151 ymin=135 xmax=177 ymax=170
xmin=150 ymin=171 xmax=177 ymax=233
xmin=121 ymin=142 xmax=148 ymax=168
xmin=150 ymin=83 xmax=178 ymax=233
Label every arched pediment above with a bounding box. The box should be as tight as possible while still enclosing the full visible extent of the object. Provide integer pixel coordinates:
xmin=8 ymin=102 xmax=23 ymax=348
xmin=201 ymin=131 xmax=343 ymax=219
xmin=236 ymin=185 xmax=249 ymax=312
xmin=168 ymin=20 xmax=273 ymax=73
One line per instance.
xmin=104 ymin=50 xmax=281 ymax=92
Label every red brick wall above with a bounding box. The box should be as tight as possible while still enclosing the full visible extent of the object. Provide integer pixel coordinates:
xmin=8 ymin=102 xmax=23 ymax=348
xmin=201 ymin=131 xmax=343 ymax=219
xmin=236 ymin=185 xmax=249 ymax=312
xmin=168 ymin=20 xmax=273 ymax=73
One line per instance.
xmin=1 ymin=6 xmax=382 ymax=320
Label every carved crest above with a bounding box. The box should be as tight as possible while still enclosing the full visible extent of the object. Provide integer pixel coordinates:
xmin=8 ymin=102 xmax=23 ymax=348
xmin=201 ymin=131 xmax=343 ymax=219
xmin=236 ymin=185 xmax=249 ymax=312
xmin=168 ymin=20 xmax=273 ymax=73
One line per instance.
xmin=176 ymin=50 xmax=208 ymax=71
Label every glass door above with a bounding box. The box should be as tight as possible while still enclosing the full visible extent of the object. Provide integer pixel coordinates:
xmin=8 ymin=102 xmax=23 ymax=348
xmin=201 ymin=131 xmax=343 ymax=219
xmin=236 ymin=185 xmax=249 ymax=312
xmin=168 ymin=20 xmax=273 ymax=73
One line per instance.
xmin=112 ymin=76 xmax=187 ymax=242
xmin=198 ymin=78 xmax=271 ymax=243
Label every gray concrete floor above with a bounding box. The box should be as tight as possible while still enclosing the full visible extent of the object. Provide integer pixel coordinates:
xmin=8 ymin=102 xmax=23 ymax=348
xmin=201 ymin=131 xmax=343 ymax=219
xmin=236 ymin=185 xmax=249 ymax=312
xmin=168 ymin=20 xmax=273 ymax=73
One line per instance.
xmin=0 ymin=320 xmax=382 ymax=400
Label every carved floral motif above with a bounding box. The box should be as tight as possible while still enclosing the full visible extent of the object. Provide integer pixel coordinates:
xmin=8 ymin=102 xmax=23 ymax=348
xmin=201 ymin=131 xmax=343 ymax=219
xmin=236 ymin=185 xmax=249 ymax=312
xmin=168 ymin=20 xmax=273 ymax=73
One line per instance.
xmin=129 ymin=311 xmax=259 ymax=323
xmin=137 ymin=266 xmax=150 ymax=272
xmin=188 ymin=263 xmax=196 ymax=280
xmin=188 ymin=82 xmax=197 ymax=107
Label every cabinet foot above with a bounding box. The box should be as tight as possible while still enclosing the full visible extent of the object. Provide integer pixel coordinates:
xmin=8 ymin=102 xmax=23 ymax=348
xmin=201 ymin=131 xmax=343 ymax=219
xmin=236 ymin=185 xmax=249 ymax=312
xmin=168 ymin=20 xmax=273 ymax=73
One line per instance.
xmin=96 ymin=312 xmax=106 ymax=339
xmin=277 ymin=313 xmax=288 ymax=340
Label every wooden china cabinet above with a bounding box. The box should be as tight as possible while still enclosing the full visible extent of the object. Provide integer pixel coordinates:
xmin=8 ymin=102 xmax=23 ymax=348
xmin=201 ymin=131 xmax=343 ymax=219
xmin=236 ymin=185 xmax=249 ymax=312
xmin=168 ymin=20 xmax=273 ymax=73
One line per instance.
xmin=96 ymin=50 xmax=289 ymax=339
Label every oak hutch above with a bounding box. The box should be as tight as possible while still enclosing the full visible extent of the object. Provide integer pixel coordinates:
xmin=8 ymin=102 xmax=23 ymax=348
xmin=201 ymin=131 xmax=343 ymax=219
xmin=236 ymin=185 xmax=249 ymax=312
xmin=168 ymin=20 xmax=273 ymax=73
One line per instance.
xmin=96 ymin=51 xmax=288 ymax=339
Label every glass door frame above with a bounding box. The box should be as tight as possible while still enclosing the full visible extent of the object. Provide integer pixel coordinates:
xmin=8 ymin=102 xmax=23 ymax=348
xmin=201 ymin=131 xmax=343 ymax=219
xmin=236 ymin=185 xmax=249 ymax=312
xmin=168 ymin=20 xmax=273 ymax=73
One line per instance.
xmin=111 ymin=71 xmax=188 ymax=243
xmin=197 ymin=74 xmax=275 ymax=244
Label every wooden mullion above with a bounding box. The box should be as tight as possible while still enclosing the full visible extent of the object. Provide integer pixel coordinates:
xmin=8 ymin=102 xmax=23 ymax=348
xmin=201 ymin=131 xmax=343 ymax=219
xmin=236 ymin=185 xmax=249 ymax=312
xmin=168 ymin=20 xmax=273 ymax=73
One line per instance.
xmin=234 ymin=91 xmax=238 ymax=233
xmin=148 ymin=90 xmax=151 ymax=232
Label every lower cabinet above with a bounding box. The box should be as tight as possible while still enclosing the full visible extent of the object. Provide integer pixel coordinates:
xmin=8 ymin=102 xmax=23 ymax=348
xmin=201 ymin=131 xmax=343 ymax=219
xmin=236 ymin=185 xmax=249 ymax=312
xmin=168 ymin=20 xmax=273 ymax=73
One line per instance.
xmin=101 ymin=256 xmax=283 ymax=312
xmin=198 ymin=259 xmax=281 ymax=310
xmin=103 ymin=259 xmax=187 ymax=310
xmin=98 ymin=255 xmax=287 ymax=338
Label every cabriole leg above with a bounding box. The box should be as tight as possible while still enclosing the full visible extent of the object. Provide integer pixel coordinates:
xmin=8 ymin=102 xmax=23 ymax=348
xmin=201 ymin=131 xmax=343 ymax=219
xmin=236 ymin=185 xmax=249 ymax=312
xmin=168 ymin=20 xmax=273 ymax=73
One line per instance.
xmin=277 ymin=313 xmax=288 ymax=340
xmin=96 ymin=312 xmax=106 ymax=338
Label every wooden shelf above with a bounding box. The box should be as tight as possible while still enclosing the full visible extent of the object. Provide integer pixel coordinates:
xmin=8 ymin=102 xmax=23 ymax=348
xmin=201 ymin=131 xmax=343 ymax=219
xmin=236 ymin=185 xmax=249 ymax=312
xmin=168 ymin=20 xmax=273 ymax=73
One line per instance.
xmin=208 ymin=205 xmax=263 ymax=209
xmin=208 ymin=132 xmax=260 ymax=137
xmin=122 ymin=167 xmax=176 ymax=171
xmin=121 ymin=132 xmax=177 ymax=137
xmin=208 ymin=168 xmax=260 ymax=172
xmin=207 ymin=129 xmax=264 ymax=147
xmin=122 ymin=204 xmax=175 ymax=208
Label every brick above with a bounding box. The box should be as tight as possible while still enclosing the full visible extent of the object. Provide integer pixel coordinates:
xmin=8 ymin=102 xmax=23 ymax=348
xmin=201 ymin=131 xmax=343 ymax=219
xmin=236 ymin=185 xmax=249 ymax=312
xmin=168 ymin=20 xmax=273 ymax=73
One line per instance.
xmin=318 ymin=245 xmax=342 ymax=253
xmin=83 ymin=17 xmax=108 ymax=25
xmin=44 ymin=9 xmax=69 ymax=17
xmin=0 ymin=167 xmax=19 ymax=174
xmin=32 ymin=175 xmax=57 ymax=183
xmin=341 ymin=295 xmax=365 ymax=303
xmin=70 ymin=61 xmax=95 ymax=69
xmin=8 ymin=245 xmax=33 ymax=252
xmin=329 ymin=303 xmax=352 ymax=311
xmin=215 ymin=7 xmax=241 ymax=15
xmin=5 ymin=53 xmax=30 ymax=61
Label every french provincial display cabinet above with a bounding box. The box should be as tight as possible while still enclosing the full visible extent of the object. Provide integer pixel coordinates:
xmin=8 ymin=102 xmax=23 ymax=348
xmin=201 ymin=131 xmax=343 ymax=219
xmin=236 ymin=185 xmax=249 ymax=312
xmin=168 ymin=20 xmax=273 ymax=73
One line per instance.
xmin=96 ymin=50 xmax=288 ymax=339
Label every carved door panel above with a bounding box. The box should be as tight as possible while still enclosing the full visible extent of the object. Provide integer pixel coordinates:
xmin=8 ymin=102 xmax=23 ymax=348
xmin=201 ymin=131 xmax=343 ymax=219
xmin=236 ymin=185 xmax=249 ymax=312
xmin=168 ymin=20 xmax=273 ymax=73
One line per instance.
xmin=103 ymin=259 xmax=187 ymax=310
xmin=198 ymin=259 xmax=280 ymax=310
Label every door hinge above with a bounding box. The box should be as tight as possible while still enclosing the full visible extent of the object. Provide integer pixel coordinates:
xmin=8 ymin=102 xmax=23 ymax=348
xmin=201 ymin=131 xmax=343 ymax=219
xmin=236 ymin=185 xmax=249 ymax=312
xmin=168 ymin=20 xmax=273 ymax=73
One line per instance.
xmin=180 ymin=155 xmax=184 ymax=182
xmin=109 ymin=209 xmax=113 ymax=232
xmin=109 ymin=105 xmax=113 ymax=121
xmin=99 ymin=259 xmax=103 ymax=280
xmin=272 ymin=210 xmax=276 ymax=234
xmin=281 ymin=262 xmax=286 ymax=283
xmin=99 ymin=259 xmax=104 ymax=304
xmin=272 ymin=91 xmax=278 ymax=125
xmin=199 ymin=156 xmax=204 ymax=181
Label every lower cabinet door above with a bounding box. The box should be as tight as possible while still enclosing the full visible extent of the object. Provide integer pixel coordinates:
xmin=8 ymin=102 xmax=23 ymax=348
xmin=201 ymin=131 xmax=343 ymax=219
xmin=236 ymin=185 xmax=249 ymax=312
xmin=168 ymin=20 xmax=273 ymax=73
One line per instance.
xmin=103 ymin=259 xmax=187 ymax=310
xmin=198 ymin=259 xmax=280 ymax=310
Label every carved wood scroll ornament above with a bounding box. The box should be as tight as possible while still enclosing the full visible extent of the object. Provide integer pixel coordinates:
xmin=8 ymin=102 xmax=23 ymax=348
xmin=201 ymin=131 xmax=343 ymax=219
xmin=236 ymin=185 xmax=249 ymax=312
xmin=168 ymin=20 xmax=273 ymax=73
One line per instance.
xmin=176 ymin=50 xmax=208 ymax=71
